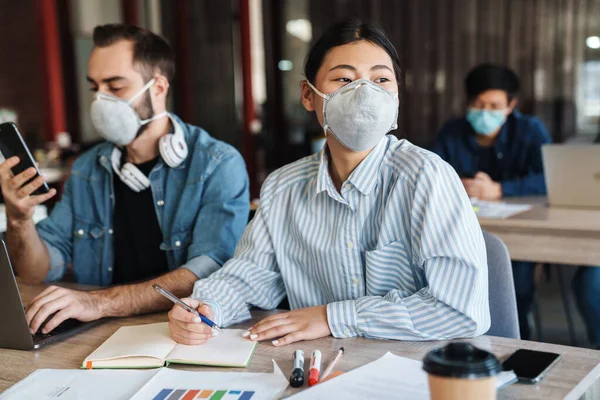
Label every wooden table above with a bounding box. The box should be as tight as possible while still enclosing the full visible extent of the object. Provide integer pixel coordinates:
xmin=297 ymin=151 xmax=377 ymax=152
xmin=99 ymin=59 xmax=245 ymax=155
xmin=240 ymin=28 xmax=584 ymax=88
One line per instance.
xmin=2 ymin=283 xmax=600 ymax=399
xmin=478 ymin=197 xmax=600 ymax=266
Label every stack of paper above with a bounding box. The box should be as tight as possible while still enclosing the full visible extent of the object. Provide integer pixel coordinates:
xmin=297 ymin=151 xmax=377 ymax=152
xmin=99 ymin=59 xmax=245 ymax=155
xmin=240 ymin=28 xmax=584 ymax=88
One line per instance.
xmin=0 ymin=363 xmax=288 ymax=400
xmin=472 ymin=200 xmax=532 ymax=219
xmin=287 ymin=352 xmax=516 ymax=400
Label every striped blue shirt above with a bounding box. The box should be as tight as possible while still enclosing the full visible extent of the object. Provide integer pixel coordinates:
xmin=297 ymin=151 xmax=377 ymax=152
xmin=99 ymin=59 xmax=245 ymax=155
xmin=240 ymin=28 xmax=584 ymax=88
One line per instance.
xmin=194 ymin=135 xmax=490 ymax=340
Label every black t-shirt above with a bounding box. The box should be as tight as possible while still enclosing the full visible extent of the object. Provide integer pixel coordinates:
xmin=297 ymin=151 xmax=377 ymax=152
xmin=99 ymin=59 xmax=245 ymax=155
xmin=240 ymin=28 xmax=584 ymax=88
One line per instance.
xmin=112 ymin=158 xmax=168 ymax=284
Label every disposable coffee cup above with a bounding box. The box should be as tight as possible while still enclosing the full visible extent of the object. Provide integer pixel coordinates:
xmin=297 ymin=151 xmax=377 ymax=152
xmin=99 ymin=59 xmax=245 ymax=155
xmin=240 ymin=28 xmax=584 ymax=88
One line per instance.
xmin=422 ymin=342 xmax=502 ymax=400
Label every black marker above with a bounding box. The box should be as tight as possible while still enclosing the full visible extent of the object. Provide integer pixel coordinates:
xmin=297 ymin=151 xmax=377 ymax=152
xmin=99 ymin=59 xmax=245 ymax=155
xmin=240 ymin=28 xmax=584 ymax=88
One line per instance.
xmin=290 ymin=349 xmax=305 ymax=387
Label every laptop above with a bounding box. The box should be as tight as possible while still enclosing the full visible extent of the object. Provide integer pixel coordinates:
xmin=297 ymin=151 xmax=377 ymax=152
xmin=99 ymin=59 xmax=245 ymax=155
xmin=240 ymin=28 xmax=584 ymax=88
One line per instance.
xmin=0 ymin=240 xmax=104 ymax=350
xmin=542 ymin=144 xmax=600 ymax=209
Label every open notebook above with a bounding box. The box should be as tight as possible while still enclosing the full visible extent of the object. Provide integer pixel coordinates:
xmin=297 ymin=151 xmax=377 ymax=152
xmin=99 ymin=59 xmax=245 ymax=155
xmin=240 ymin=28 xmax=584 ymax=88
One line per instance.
xmin=82 ymin=322 xmax=258 ymax=369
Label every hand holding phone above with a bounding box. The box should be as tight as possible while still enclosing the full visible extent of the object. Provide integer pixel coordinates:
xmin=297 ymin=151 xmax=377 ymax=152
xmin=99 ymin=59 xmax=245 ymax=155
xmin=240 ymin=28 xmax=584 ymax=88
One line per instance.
xmin=0 ymin=123 xmax=56 ymax=223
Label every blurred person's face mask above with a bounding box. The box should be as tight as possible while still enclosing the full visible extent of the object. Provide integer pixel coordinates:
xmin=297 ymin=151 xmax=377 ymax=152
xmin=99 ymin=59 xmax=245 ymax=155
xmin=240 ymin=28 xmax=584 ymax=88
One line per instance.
xmin=306 ymin=79 xmax=398 ymax=152
xmin=466 ymin=108 xmax=507 ymax=136
xmin=90 ymin=79 xmax=167 ymax=146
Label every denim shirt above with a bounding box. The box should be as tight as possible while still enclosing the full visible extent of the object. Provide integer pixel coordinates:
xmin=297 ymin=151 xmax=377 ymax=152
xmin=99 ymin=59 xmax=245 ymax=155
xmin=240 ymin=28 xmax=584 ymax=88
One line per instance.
xmin=432 ymin=110 xmax=551 ymax=196
xmin=37 ymin=114 xmax=250 ymax=286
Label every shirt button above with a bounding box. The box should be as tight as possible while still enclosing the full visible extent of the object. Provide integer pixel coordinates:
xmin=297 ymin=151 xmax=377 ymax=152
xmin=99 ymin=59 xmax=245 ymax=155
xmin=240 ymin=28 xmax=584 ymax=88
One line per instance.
xmin=77 ymin=229 xmax=84 ymax=236
xmin=343 ymin=328 xmax=351 ymax=336
xmin=157 ymin=200 xmax=165 ymax=206
xmin=497 ymin=152 xmax=504 ymax=159
xmin=100 ymin=156 xmax=107 ymax=162
xmin=175 ymin=241 xmax=181 ymax=247
xmin=108 ymin=266 xmax=113 ymax=272
xmin=344 ymin=184 xmax=351 ymax=191
xmin=108 ymin=229 xmax=114 ymax=235
xmin=352 ymin=277 xmax=360 ymax=285
xmin=347 ymin=240 xmax=354 ymax=249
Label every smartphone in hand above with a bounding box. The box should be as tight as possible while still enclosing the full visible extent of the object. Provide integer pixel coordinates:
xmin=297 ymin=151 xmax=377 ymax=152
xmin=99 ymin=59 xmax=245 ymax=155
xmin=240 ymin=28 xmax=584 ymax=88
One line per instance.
xmin=0 ymin=123 xmax=49 ymax=196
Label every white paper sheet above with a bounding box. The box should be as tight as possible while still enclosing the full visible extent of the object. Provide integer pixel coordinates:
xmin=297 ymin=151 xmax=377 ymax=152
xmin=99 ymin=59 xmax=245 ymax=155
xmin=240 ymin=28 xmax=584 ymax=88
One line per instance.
xmin=287 ymin=353 xmax=427 ymax=400
xmin=130 ymin=361 xmax=289 ymax=400
xmin=0 ymin=369 xmax=158 ymax=400
xmin=1 ymin=363 xmax=288 ymax=400
xmin=473 ymin=200 xmax=532 ymax=219
xmin=287 ymin=352 xmax=516 ymax=400
xmin=167 ymin=328 xmax=257 ymax=367
xmin=83 ymin=322 xmax=176 ymax=364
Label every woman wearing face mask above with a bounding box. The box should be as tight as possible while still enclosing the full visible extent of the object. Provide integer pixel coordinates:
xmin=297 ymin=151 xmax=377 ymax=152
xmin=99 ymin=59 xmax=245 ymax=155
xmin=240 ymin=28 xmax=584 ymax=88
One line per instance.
xmin=168 ymin=18 xmax=490 ymax=346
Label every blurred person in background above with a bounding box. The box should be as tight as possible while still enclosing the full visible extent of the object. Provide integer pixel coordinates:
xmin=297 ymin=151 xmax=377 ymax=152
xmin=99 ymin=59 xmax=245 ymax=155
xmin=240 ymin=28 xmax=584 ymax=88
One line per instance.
xmin=433 ymin=64 xmax=600 ymax=348
xmin=433 ymin=64 xmax=550 ymax=200
xmin=0 ymin=24 xmax=249 ymax=335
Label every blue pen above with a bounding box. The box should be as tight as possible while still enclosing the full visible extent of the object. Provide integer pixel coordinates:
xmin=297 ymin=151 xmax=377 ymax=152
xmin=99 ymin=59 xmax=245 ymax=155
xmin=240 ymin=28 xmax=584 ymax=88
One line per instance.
xmin=152 ymin=284 xmax=222 ymax=332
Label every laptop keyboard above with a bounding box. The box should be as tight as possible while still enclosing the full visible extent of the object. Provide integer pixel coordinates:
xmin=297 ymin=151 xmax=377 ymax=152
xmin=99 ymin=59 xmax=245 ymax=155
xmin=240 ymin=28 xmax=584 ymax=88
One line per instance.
xmin=32 ymin=315 xmax=84 ymax=343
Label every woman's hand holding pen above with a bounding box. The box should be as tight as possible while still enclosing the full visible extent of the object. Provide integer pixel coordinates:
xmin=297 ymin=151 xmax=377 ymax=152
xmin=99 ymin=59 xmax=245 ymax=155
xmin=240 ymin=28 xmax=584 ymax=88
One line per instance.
xmin=168 ymin=299 xmax=333 ymax=347
xmin=168 ymin=298 xmax=215 ymax=345
xmin=243 ymin=305 xmax=332 ymax=347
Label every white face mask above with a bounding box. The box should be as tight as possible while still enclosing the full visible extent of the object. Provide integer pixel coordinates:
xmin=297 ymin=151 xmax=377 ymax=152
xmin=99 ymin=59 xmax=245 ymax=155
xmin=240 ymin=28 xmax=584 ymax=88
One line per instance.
xmin=307 ymin=78 xmax=399 ymax=152
xmin=90 ymin=79 xmax=167 ymax=146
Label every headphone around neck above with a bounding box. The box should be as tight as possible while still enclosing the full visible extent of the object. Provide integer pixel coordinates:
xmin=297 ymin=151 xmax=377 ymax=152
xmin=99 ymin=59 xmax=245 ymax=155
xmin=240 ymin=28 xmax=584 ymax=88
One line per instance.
xmin=111 ymin=115 xmax=189 ymax=192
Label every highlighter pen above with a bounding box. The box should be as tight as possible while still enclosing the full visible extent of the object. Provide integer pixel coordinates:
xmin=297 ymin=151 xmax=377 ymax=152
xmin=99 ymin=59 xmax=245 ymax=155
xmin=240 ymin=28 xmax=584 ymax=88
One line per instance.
xmin=321 ymin=346 xmax=345 ymax=381
xmin=308 ymin=350 xmax=322 ymax=386
xmin=290 ymin=350 xmax=305 ymax=387
xmin=152 ymin=284 xmax=221 ymax=332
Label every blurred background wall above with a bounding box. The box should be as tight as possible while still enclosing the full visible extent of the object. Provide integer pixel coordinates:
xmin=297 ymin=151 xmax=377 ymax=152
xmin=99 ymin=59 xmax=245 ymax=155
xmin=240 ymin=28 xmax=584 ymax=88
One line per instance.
xmin=0 ymin=0 xmax=598 ymax=195
xmin=0 ymin=0 xmax=45 ymax=148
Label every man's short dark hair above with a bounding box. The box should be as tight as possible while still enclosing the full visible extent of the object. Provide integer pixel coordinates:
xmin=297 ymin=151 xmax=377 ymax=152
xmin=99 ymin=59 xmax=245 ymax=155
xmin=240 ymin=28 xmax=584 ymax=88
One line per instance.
xmin=93 ymin=24 xmax=175 ymax=82
xmin=465 ymin=63 xmax=520 ymax=102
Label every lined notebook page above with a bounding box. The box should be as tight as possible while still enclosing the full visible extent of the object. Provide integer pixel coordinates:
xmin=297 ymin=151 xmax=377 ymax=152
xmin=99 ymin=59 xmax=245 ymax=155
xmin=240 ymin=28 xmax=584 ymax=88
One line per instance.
xmin=166 ymin=329 xmax=257 ymax=367
xmin=83 ymin=323 xmax=176 ymax=366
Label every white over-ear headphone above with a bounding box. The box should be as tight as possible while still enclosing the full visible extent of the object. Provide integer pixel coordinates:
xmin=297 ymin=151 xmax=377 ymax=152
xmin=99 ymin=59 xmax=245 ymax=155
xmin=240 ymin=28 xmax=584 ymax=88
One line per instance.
xmin=111 ymin=115 xmax=189 ymax=192
xmin=159 ymin=118 xmax=188 ymax=168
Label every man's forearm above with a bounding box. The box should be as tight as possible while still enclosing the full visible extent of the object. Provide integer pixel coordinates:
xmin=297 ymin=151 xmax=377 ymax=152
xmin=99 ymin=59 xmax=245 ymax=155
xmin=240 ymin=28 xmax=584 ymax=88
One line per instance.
xmin=95 ymin=267 xmax=198 ymax=317
xmin=501 ymin=172 xmax=546 ymax=197
xmin=6 ymin=218 xmax=50 ymax=284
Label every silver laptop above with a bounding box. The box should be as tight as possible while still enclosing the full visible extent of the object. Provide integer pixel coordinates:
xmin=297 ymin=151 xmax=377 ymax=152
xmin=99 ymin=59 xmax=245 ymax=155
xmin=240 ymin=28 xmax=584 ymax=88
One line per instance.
xmin=542 ymin=144 xmax=600 ymax=209
xmin=0 ymin=240 xmax=103 ymax=350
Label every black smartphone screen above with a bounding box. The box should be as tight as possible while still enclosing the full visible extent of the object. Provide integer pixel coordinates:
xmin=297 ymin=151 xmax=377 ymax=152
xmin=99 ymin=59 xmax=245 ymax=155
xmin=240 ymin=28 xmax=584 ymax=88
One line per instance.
xmin=502 ymin=349 xmax=561 ymax=382
xmin=0 ymin=122 xmax=49 ymax=195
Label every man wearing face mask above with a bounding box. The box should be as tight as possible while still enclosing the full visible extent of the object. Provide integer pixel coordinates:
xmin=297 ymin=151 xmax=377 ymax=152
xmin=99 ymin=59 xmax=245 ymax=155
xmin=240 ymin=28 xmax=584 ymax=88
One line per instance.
xmin=433 ymin=63 xmax=551 ymax=200
xmin=0 ymin=24 xmax=250 ymax=335
xmin=432 ymin=64 xmax=551 ymax=340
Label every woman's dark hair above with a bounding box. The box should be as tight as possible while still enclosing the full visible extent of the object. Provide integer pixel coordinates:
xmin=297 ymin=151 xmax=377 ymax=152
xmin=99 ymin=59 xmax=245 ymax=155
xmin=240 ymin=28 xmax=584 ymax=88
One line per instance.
xmin=304 ymin=18 xmax=401 ymax=85
xmin=465 ymin=63 xmax=520 ymax=102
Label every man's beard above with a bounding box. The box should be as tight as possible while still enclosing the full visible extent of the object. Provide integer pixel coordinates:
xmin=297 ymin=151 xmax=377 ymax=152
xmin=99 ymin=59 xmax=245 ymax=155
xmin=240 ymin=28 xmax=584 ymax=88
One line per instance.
xmin=134 ymin=91 xmax=155 ymax=137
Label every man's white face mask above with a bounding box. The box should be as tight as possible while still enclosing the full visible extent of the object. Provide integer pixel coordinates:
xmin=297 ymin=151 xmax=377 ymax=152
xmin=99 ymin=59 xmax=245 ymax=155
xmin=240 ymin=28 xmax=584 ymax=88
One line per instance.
xmin=90 ymin=79 xmax=167 ymax=146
